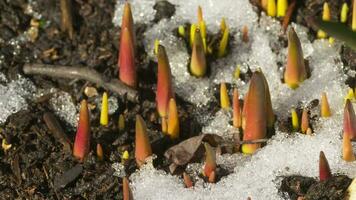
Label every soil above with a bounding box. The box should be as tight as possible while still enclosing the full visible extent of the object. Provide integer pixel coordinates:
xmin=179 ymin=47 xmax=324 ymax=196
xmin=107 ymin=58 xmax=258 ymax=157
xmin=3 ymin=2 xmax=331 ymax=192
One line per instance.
xmin=0 ymin=0 xmax=355 ymax=199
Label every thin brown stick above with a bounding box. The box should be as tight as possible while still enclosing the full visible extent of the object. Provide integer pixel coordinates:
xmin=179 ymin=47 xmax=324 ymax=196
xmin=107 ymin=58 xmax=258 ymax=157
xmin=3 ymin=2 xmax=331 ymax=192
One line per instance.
xmin=282 ymin=0 xmax=297 ymax=33
xmin=60 ymin=0 xmax=74 ymax=39
xmin=23 ymin=63 xmax=139 ymax=102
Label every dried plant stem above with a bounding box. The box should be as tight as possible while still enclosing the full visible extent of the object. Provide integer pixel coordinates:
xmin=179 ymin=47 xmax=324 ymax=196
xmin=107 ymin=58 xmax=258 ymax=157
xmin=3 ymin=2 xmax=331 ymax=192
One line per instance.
xmin=60 ymin=0 xmax=74 ymax=39
xmin=23 ymin=63 xmax=139 ymax=102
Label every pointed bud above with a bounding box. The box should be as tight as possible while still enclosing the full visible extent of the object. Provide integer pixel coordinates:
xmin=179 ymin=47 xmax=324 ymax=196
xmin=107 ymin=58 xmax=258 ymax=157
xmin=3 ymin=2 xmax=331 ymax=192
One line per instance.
xmin=218 ymin=26 xmax=229 ymax=57
xmin=343 ymin=133 xmax=356 ymax=162
xmin=267 ymin=0 xmax=276 ymax=17
xmin=277 ymin=0 xmax=288 ymax=17
xmin=183 ymin=172 xmax=193 ymax=188
xmin=345 ymin=88 xmax=355 ymax=101
xmin=156 ymin=45 xmax=174 ymax=117
xmin=96 ymin=143 xmax=104 ymax=161
xmin=2 ymin=138 xmax=11 ymax=151
xmin=242 ymin=26 xmax=249 ymax=43
xmin=121 ymin=2 xmax=135 ymax=44
xmin=284 ymin=28 xmax=306 ymax=89
xmin=100 ymin=92 xmax=109 ymax=126
xmin=118 ymin=114 xmax=125 ymax=132
xmin=154 ymin=39 xmax=159 ymax=55
xmin=178 ymin=25 xmax=186 ymax=37
xmin=319 ymin=151 xmax=332 ymax=181
xmin=344 ymin=99 xmax=356 ymax=140
xmin=242 ymin=71 xmax=267 ymax=154
xmin=317 ymin=3 xmax=331 ymax=39
xmin=220 ymin=82 xmax=230 ymax=109
xmin=352 ymin=0 xmax=356 ymax=31
xmin=73 ymin=100 xmax=91 ymax=162
xmin=135 ymin=115 xmax=152 ymax=167
xmin=122 ymin=150 xmax=129 ymax=161
xmin=321 ymin=92 xmax=331 ymax=117
xmin=301 ymin=108 xmax=309 ymax=134
xmin=167 ymin=98 xmax=179 ymax=139
xmin=190 ymin=28 xmax=207 ymax=77
xmin=233 ymin=88 xmax=242 ymax=128
xmin=204 ymin=143 xmax=216 ymax=179
xmin=123 ymin=177 xmax=133 ymax=200
xmin=220 ymin=18 xmax=227 ymax=33
xmin=119 ymin=27 xmax=136 ymax=88
xmin=291 ymin=108 xmax=299 ymax=132
xmin=234 ymin=65 xmax=241 ymax=79
xmin=341 ymin=3 xmax=349 ymax=23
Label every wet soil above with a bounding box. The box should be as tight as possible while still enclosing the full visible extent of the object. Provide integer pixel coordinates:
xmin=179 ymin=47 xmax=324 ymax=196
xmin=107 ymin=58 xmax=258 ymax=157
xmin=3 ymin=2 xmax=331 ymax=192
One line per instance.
xmin=0 ymin=0 xmax=355 ymax=199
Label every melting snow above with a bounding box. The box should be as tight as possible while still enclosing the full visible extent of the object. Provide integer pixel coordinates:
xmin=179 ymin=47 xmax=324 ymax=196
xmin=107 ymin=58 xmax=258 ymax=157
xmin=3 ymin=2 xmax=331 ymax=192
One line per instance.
xmin=0 ymin=74 xmax=36 ymax=124
xmin=112 ymin=0 xmax=354 ymax=199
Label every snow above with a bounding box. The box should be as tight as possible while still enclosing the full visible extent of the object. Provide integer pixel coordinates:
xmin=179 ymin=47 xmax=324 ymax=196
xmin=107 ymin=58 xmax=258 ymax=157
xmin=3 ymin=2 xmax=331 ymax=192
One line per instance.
xmin=0 ymin=0 xmax=351 ymax=199
xmin=111 ymin=0 xmax=355 ymax=199
xmin=49 ymin=91 xmax=78 ymax=128
xmin=0 ymin=74 xmax=36 ymax=124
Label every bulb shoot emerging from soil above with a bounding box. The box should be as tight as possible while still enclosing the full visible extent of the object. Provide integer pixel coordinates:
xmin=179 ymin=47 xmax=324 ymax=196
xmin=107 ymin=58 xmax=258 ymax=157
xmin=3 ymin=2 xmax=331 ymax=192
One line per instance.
xmin=167 ymin=98 xmax=180 ymax=139
xmin=301 ymin=108 xmax=309 ymax=134
xmin=321 ymin=92 xmax=331 ymax=118
xmin=284 ymin=27 xmax=307 ymax=89
xmin=156 ymin=45 xmax=175 ymax=118
xmin=183 ymin=172 xmax=194 ymax=188
xmin=242 ymin=70 xmax=273 ymax=154
xmin=100 ymin=92 xmax=108 ymax=126
xmin=340 ymin=3 xmax=349 ymax=23
xmin=119 ymin=2 xmax=137 ymax=88
xmin=343 ymin=133 xmax=356 ymax=162
xmin=190 ymin=28 xmax=207 ymax=78
xmin=267 ymin=0 xmax=276 ymax=17
xmin=317 ymin=2 xmax=330 ymax=39
xmin=291 ymin=108 xmax=299 ymax=132
xmin=343 ymin=99 xmax=356 ymax=140
xmin=135 ymin=115 xmax=153 ymax=167
xmin=319 ymin=151 xmax=332 ymax=181
xmin=73 ymin=100 xmax=91 ymax=162
xmin=204 ymin=143 xmax=216 ymax=183
xmin=277 ymin=0 xmax=288 ymax=17
xmin=220 ymin=82 xmax=230 ymax=110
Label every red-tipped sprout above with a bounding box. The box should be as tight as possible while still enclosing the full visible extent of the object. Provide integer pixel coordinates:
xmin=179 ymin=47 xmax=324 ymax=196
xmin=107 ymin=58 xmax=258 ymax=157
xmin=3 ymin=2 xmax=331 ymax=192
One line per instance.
xmin=135 ymin=115 xmax=152 ymax=167
xmin=319 ymin=151 xmax=332 ymax=181
xmin=118 ymin=2 xmax=136 ymax=88
xmin=344 ymin=99 xmax=356 ymax=140
xmin=73 ymin=100 xmax=91 ymax=162
xmin=242 ymin=70 xmax=274 ymax=154
xmin=284 ymin=27 xmax=307 ymax=89
xmin=156 ymin=45 xmax=175 ymax=118
xmin=204 ymin=143 xmax=216 ymax=183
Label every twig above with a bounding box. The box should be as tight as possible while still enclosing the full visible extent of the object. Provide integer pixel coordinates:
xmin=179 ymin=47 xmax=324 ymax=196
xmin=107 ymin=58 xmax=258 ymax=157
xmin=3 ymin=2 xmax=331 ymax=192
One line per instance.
xmin=23 ymin=63 xmax=139 ymax=102
xmin=60 ymin=0 xmax=74 ymax=39
xmin=282 ymin=0 xmax=296 ymax=33
xmin=43 ymin=112 xmax=72 ymax=153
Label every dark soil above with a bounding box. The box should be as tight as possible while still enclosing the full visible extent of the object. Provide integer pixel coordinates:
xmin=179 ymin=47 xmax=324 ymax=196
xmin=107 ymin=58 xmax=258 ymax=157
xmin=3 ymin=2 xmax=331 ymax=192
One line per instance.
xmin=0 ymin=0 xmax=355 ymax=199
